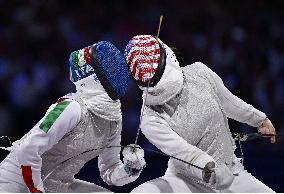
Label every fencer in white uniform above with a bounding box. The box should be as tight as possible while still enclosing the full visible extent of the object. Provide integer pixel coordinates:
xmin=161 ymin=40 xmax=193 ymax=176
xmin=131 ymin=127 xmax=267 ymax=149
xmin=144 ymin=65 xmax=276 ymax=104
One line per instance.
xmin=0 ymin=41 xmax=145 ymax=193
xmin=124 ymin=35 xmax=276 ymax=193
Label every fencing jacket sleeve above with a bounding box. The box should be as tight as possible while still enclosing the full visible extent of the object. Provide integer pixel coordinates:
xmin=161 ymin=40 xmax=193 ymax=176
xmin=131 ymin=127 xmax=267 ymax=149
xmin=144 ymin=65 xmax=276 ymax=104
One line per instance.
xmin=198 ymin=62 xmax=267 ymax=127
xmin=15 ymin=99 xmax=81 ymax=192
xmin=141 ymin=112 xmax=215 ymax=180
xmin=98 ymin=125 xmax=141 ymax=186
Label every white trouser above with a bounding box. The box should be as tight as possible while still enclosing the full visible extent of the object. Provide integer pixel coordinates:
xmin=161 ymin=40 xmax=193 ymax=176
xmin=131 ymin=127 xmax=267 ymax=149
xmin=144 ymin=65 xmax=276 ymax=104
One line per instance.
xmin=131 ymin=167 xmax=275 ymax=193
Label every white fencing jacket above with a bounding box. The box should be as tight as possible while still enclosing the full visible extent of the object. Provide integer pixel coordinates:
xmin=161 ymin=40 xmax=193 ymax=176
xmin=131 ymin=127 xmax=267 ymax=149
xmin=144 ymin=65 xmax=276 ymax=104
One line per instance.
xmin=0 ymin=79 xmax=141 ymax=192
xmin=140 ymin=61 xmax=266 ymax=184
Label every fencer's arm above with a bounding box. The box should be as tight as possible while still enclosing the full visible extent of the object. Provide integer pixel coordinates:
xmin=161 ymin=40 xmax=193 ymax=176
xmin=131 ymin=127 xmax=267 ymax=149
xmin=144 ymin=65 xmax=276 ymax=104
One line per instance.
xmin=98 ymin=124 xmax=142 ymax=186
xmin=15 ymin=99 xmax=81 ymax=192
xmin=141 ymin=111 xmax=215 ymax=180
xmin=199 ymin=62 xmax=266 ymax=127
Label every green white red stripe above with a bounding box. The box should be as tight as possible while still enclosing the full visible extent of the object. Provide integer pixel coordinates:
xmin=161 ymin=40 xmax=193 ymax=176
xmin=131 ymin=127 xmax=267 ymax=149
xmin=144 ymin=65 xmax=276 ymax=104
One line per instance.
xmin=39 ymin=101 xmax=71 ymax=133
xmin=71 ymin=47 xmax=91 ymax=70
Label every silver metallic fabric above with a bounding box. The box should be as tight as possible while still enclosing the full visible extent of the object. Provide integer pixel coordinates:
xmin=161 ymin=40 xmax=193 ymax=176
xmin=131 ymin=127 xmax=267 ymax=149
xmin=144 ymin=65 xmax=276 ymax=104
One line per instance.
xmin=41 ymin=94 xmax=120 ymax=192
xmin=147 ymin=64 xmax=236 ymax=169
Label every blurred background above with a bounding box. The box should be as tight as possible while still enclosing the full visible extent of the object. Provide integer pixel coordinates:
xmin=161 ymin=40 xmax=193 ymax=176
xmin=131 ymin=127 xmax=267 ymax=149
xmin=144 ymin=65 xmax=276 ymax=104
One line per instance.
xmin=0 ymin=0 xmax=284 ymax=192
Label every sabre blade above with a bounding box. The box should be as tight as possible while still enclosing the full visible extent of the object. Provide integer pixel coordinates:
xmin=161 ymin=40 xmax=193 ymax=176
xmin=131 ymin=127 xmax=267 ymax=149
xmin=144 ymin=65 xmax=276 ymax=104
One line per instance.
xmin=133 ymin=15 xmax=164 ymax=147
xmin=157 ymin=15 xmax=164 ymax=38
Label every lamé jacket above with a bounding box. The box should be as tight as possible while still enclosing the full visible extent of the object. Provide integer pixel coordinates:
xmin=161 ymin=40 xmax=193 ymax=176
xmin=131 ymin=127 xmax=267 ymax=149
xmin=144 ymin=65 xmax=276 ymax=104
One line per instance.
xmin=0 ymin=93 xmax=140 ymax=192
xmin=141 ymin=62 xmax=266 ymax=183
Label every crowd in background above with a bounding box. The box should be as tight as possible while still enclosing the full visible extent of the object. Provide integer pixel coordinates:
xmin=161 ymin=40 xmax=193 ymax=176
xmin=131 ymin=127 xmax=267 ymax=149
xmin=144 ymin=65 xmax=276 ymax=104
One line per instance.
xmin=0 ymin=0 xmax=284 ymax=192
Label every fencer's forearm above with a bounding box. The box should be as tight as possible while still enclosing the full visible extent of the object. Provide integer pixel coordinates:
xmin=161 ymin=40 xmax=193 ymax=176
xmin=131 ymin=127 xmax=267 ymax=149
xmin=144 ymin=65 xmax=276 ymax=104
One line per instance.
xmin=108 ymin=163 xmax=141 ymax=186
xmin=98 ymin=154 xmax=131 ymax=186
xmin=16 ymin=129 xmax=46 ymax=192
xmin=200 ymin=62 xmax=266 ymax=127
xmin=141 ymin=112 xmax=214 ymax=179
xmin=98 ymin=124 xmax=140 ymax=186
xmin=216 ymin=78 xmax=266 ymax=127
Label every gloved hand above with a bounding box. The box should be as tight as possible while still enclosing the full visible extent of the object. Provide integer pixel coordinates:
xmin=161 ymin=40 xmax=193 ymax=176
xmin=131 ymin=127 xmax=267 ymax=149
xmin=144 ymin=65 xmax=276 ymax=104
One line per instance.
xmin=122 ymin=144 xmax=146 ymax=176
xmin=202 ymin=162 xmax=235 ymax=190
xmin=257 ymin=118 xmax=276 ymax=143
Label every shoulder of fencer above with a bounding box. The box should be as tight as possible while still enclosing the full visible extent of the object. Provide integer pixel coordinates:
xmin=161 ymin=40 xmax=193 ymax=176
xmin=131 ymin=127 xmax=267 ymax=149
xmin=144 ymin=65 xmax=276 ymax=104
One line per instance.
xmin=45 ymin=98 xmax=82 ymax=122
xmin=190 ymin=62 xmax=210 ymax=70
xmin=144 ymin=105 xmax=161 ymax=117
xmin=182 ymin=62 xmax=214 ymax=76
xmin=65 ymin=100 xmax=82 ymax=120
xmin=142 ymin=106 xmax=170 ymax=123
